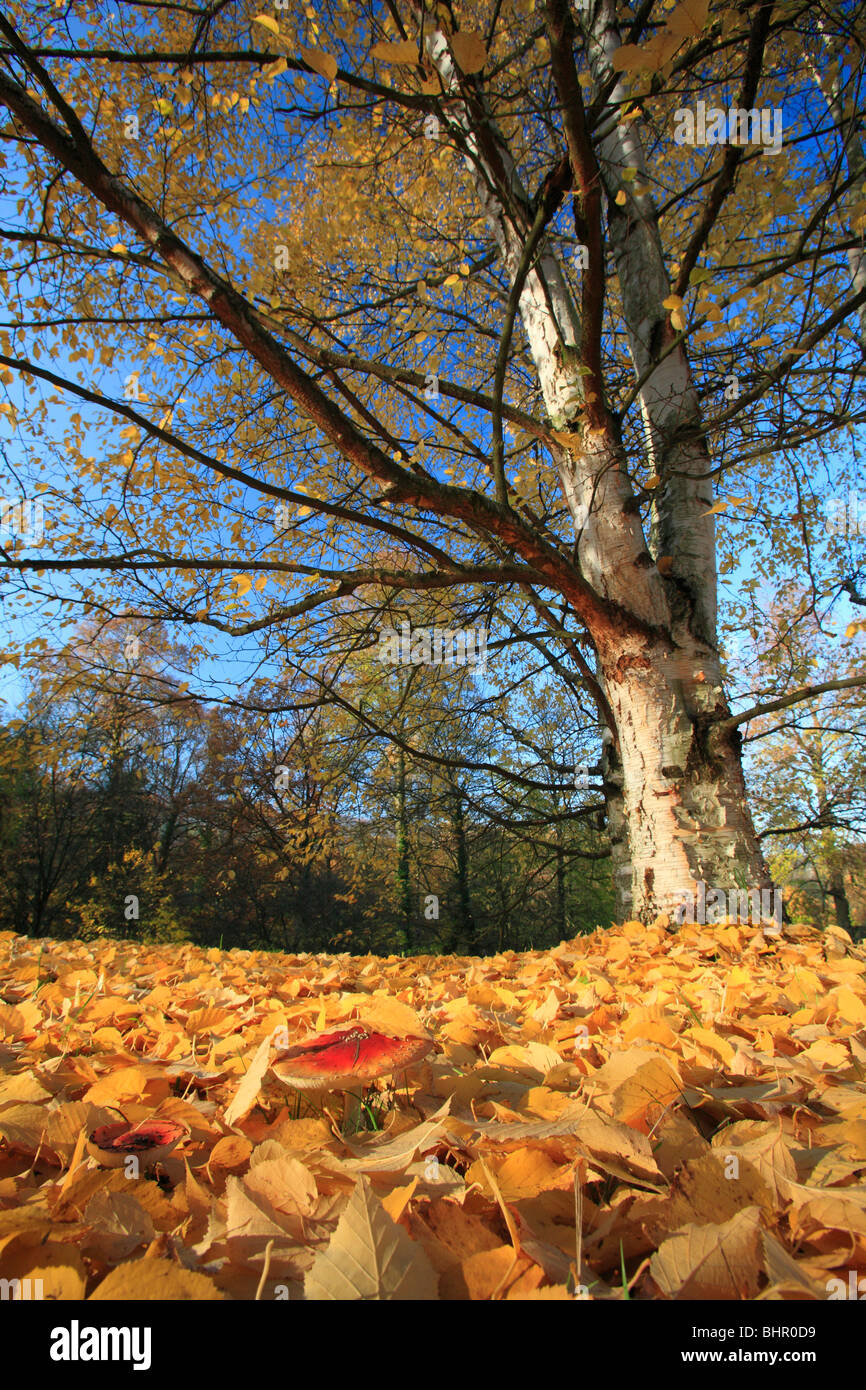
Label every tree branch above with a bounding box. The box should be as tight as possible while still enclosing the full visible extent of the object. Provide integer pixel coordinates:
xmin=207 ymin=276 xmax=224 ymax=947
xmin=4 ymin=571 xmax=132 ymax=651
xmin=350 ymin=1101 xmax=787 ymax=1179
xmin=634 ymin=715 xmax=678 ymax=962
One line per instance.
xmin=716 ymin=675 xmax=866 ymax=732
xmin=673 ymin=2 xmax=774 ymax=299
xmin=545 ymin=0 xmax=606 ymax=422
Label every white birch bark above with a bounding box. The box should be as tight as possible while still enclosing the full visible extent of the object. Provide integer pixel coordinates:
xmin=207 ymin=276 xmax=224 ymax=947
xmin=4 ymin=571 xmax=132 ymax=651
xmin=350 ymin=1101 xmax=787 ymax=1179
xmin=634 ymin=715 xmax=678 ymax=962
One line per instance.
xmin=583 ymin=0 xmax=719 ymax=641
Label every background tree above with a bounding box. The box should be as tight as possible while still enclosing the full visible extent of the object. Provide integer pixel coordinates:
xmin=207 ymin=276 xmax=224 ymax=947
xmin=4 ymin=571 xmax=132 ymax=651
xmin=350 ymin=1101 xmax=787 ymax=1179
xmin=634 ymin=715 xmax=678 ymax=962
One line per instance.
xmin=0 ymin=616 xmax=613 ymax=947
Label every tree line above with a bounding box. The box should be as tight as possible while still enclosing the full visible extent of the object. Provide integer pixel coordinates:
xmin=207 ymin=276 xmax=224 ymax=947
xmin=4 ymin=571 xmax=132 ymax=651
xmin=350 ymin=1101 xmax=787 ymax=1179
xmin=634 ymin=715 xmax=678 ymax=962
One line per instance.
xmin=1 ymin=617 xmax=863 ymax=950
xmin=0 ymin=622 xmax=614 ymax=952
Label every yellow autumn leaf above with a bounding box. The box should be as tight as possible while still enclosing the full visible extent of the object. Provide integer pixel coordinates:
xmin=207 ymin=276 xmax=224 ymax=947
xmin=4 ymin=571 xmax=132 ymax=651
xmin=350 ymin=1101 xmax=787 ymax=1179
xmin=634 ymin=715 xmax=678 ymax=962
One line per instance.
xmin=223 ymin=1033 xmax=272 ymax=1125
xmin=665 ymin=0 xmax=710 ymax=40
xmin=231 ymin=575 xmax=253 ymax=597
xmin=687 ymin=1025 xmax=736 ymax=1065
xmin=381 ymin=1177 xmax=418 ymax=1224
xmin=834 ymin=988 xmax=866 ymax=1024
xmin=649 ymin=1208 xmax=764 ymax=1299
xmin=370 ymin=40 xmax=418 ymax=64
xmin=91 ymin=1259 xmax=223 ymax=1300
xmin=799 ymin=1037 xmax=850 ymax=1070
xmin=610 ymin=43 xmax=648 ymax=72
xmin=252 ymin=15 xmax=280 ymax=38
xmin=82 ymin=1064 xmax=169 ymax=1107
xmin=18 ymin=1258 xmax=86 ymax=1301
xmin=701 ymin=496 xmax=749 ymax=516
xmin=300 ymin=47 xmax=338 ymax=83
xmin=550 ymin=429 xmax=583 ymax=448
xmin=450 ymin=31 xmax=487 ymax=74
xmin=727 ymin=965 xmax=752 ymax=987
xmin=353 ymin=995 xmax=430 ymax=1037
xmin=263 ymin=55 xmax=289 ymax=79
xmin=305 ymin=1175 xmax=438 ymax=1299
xmin=611 ymin=34 xmax=681 ymax=72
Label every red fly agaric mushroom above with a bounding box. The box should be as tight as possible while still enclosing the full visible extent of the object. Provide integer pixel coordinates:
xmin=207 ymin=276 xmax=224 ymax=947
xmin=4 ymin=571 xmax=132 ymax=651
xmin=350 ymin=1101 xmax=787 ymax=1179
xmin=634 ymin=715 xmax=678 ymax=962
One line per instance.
xmin=272 ymin=1023 xmax=433 ymax=1133
xmin=87 ymin=1118 xmax=186 ymax=1170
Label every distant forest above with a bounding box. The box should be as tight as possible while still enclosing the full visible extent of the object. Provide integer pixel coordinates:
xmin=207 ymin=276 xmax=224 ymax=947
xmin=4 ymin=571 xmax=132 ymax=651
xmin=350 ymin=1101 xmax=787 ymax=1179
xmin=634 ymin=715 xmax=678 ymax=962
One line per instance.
xmin=1 ymin=623 xmax=862 ymax=954
xmin=0 ymin=624 xmax=614 ymax=955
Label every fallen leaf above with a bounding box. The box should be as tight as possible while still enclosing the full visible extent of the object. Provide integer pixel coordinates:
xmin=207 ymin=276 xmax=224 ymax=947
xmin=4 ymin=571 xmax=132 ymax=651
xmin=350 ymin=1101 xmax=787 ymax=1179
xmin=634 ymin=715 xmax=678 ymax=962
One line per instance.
xmin=381 ymin=1177 xmax=418 ymax=1223
xmin=82 ymin=1190 xmax=155 ymax=1263
xmin=305 ymin=1176 xmax=439 ymax=1300
xmin=224 ymin=1034 xmax=272 ymax=1126
xmin=90 ymin=1258 xmax=224 ymax=1299
xmin=649 ymin=1206 xmax=764 ymax=1299
xmin=343 ymin=1102 xmax=451 ymax=1172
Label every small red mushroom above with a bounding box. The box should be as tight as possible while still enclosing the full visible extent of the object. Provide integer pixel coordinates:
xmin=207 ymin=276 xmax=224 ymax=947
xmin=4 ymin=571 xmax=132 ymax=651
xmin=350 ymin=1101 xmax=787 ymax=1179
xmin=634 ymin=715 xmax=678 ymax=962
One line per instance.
xmin=272 ymin=1023 xmax=433 ymax=1133
xmin=87 ymin=1118 xmax=186 ymax=1170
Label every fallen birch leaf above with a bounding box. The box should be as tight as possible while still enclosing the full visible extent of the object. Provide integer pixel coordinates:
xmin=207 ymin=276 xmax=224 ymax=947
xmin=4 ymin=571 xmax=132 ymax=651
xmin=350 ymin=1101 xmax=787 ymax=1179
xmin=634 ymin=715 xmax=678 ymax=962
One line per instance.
xmin=648 ymin=1206 xmax=764 ymax=1299
xmin=90 ymin=1258 xmax=224 ymax=1300
xmin=224 ymin=1034 xmax=272 ymax=1126
xmin=305 ymin=1176 xmax=438 ymax=1300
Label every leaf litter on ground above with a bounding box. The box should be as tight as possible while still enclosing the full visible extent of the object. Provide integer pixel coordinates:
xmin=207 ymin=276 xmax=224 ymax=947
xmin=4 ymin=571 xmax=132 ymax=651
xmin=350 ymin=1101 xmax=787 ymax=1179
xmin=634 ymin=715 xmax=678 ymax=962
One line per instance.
xmin=0 ymin=917 xmax=864 ymax=1300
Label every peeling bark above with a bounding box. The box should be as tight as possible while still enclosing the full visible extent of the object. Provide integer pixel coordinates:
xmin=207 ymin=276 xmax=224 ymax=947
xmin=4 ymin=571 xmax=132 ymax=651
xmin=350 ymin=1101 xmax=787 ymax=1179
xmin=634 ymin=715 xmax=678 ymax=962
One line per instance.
xmin=601 ymin=643 xmax=771 ymax=918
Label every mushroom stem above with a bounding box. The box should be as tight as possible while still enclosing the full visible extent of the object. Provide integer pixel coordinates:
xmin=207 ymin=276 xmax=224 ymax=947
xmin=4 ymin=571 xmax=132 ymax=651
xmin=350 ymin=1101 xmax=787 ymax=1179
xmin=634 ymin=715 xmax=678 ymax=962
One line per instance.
xmin=341 ymin=1090 xmax=363 ymax=1136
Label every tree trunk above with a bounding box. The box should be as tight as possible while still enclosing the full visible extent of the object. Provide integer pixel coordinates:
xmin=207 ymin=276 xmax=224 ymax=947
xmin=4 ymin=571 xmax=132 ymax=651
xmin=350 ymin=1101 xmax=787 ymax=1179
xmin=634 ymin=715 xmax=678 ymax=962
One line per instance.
xmin=828 ymin=864 xmax=852 ymax=935
xmin=157 ymin=808 xmax=178 ymax=873
xmin=421 ymin=0 xmax=777 ymax=923
xmin=599 ymin=731 xmax=630 ymax=916
xmin=555 ymin=842 xmax=566 ymax=938
xmin=450 ymin=782 xmax=475 ymax=950
xmin=601 ymin=642 xmax=770 ymax=919
xmin=395 ymin=749 xmax=412 ymax=951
